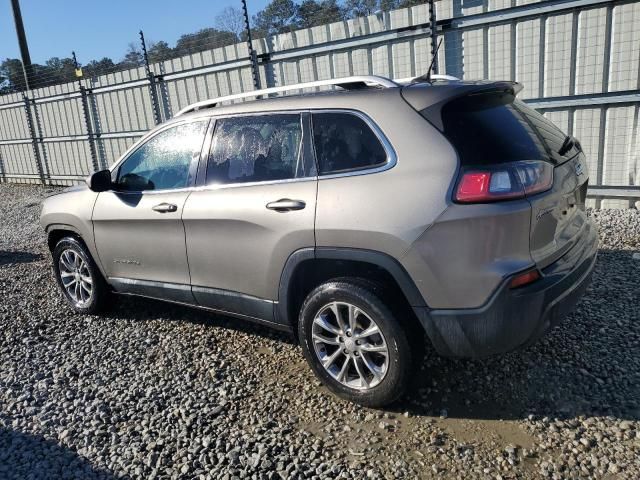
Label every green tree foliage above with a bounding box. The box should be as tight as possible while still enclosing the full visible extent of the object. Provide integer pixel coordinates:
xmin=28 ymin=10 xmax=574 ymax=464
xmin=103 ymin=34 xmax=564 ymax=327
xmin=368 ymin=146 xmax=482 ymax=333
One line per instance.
xmin=174 ymin=28 xmax=238 ymax=55
xmin=0 ymin=58 xmax=26 ymax=92
xmin=297 ymin=0 xmax=345 ymax=29
xmin=344 ymin=0 xmax=379 ymax=16
xmin=147 ymin=41 xmax=173 ymax=64
xmin=253 ymin=0 xmax=299 ymax=36
xmin=83 ymin=57 xmax=117 ymax=77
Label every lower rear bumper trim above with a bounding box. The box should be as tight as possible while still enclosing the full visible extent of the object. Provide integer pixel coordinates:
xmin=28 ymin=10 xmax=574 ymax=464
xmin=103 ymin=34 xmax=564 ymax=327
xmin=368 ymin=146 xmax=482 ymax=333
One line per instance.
xmin=414 ymin=223 xmax=598 ymax=358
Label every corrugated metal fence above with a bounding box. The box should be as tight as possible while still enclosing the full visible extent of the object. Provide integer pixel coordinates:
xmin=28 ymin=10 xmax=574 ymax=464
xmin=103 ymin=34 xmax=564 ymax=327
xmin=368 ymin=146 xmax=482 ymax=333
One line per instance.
xmin=0 ymin=0 xmax=638 ymax=207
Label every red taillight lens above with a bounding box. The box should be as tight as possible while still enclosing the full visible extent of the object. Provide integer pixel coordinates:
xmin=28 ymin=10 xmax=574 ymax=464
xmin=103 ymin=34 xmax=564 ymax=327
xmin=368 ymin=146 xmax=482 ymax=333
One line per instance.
xmin=509 ymin=269 xmax=540 ymax=289
xmin=455 ymin=172 xmax=491 ymax=202
xmin=454 ymin=160 xmax=553 ymax=203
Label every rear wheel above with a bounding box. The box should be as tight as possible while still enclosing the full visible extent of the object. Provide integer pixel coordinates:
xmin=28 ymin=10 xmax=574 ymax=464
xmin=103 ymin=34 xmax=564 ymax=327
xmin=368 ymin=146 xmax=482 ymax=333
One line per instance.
xmin=298 ymin=279 xmax=412 ymax=407
xmin=53 ymin=237 xmax=111 ymax=314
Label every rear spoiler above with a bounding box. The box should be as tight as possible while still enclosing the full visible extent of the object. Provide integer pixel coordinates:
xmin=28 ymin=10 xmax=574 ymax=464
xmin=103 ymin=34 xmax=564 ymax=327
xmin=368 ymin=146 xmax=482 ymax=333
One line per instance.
xmin=401 ymin=81 xmax=523 ymax=131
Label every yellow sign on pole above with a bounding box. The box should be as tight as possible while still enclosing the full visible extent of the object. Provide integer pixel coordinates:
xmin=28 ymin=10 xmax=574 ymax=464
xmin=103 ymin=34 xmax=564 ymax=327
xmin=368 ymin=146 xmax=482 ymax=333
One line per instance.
xmin=75 ymin=68 xmax=83 ymax=78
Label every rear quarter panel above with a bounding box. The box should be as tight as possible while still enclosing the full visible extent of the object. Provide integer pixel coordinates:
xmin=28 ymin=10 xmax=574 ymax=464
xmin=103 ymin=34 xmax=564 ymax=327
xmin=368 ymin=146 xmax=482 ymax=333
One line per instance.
xmin=315 ymin=92 xmax=457 ymax=261
xmin=402 ymin=201 xmax=535 ymax=309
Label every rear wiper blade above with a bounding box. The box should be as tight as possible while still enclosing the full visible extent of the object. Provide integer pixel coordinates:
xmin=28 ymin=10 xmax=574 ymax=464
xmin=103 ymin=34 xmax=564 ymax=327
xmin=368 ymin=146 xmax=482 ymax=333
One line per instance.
xmin=558 ymin=135 xmax=575 ymax=156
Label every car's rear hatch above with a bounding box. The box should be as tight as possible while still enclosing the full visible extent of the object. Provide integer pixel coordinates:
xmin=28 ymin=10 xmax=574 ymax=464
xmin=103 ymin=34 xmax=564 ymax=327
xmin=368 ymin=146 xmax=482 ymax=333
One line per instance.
xmin=402 ymin=80 xmax=592 ymax=270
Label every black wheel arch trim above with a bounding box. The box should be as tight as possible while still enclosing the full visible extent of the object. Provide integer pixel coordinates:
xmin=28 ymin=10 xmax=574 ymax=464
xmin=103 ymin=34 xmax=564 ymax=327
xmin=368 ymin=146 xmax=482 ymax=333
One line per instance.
xmin=276 ymin=247 xmax=428 ymax=327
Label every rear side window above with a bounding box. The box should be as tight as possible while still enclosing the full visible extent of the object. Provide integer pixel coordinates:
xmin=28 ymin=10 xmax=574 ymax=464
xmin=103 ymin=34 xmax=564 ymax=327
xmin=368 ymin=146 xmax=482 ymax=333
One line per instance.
xmin=312 ymin=112 xmax=388 ymax=175
xmin=206 ymin=114 xmax=308 ymax=185
xmin=438 ymin=93 xmax=573 ymax=165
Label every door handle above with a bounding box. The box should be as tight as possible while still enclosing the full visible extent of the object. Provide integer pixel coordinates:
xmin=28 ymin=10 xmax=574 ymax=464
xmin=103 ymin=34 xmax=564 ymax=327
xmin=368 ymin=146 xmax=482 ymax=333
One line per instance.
xmin=266 ymin=199 xmax=306 ymax=212
xmin=152 ymin=203 xmax=178 ymax=213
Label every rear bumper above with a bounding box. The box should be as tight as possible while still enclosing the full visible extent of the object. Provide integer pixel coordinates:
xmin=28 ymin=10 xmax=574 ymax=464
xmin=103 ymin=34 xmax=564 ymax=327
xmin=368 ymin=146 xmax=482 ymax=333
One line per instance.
xmin=414 ymin=219 xmax=598 ymax=358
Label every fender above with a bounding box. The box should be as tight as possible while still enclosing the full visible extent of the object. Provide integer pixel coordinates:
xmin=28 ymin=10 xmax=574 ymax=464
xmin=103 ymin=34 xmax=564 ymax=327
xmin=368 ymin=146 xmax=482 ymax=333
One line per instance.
xmin=276 ymin=246 xmax=427 ymax=327
xmin=44 ymin=222 xmax=107 ymax=279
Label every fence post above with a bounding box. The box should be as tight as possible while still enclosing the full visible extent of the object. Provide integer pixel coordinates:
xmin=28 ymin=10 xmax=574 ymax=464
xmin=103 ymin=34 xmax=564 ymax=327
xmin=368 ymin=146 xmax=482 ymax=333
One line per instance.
xmin=428 ymin=0 xmax=439 ymax=74
xmin=155 ymin=64 xmax=172 ymax=121
xmin=140 ymin=30 xmax=162 ymax=125
xmin=0 ymin=151 xmax=6 ymax=184
xmin=73 ymin=51 xmax=100 ymax=174
xmin=22 ymin=93 xmax=47 ymax=185
xmin=241 ymin=0 xmax=261 ymax=91
xmin=78 ymin=86 xmax=100 ymax=173
xmin=30 ymin=96 xmax=51 ymax=182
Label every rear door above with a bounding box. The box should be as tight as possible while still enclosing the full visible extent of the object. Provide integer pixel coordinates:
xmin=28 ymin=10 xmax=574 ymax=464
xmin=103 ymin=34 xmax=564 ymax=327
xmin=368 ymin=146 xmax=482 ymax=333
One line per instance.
xmin=182 ymin=112 xmax=317 ymax=322
xmin=509 ymin=102 xmax=591 ymax=268
xmin=92 ymin=120 xmax=208 ymax=301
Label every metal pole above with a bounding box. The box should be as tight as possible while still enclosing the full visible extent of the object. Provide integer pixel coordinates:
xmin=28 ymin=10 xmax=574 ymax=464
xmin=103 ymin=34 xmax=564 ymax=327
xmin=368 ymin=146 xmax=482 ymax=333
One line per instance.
xmin=428 ymin=0 xmax=438 ymax=75
xmin=241 ymin=0 xmax=262 ymax=90
xmin=140 ymin=30 xmax=163 ymax=125
xmin=22 ymin=94 xmax=46 ymax=184
xmin=10 ymin=0 xmax=32 ymax=90
xmin=73 ymin=52 xmax=100 ymax=173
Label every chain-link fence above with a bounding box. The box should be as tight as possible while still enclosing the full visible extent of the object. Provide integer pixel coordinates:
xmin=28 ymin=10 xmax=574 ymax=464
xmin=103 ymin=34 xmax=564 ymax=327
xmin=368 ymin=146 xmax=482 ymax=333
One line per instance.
xmin=0 ymin=0 xmax=638 ymax=207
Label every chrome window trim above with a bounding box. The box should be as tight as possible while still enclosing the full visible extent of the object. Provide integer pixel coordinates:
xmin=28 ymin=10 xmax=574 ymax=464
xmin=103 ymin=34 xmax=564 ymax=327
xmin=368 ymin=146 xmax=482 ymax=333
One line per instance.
xmin=191 ymin=175 xmax=317 ymax=193
xmin=310 ymin=109 xmax=397 ymax=180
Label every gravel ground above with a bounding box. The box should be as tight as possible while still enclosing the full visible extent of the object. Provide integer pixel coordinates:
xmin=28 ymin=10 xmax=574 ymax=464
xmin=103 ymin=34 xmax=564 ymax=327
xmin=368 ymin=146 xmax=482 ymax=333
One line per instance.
xmin=0 ymin=183 xmax=638 ymax=480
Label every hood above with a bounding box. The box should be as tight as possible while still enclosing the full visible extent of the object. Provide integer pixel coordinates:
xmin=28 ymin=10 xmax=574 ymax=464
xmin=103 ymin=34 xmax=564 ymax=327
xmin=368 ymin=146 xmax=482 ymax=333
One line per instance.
xmin=44 ymin=183 xmax=89 ymax=199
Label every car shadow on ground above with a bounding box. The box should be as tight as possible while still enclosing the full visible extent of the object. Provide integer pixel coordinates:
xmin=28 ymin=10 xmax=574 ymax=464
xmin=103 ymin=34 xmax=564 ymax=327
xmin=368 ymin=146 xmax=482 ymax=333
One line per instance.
xmin=105 ymin=294 xmax=298 ymax=346
xmin=0 ymin=426 xmax=118 ymax=479
xmin=0 ymin=250 xmax=43 ymax=267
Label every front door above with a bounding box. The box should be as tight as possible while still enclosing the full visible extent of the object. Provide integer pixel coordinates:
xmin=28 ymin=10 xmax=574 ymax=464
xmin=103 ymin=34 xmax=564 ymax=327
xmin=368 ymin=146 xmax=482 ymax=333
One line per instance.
xmin=182 ymin=113 xmax=317 ymax=323
xmin=93 ymin=119 xmax=209 ymax=302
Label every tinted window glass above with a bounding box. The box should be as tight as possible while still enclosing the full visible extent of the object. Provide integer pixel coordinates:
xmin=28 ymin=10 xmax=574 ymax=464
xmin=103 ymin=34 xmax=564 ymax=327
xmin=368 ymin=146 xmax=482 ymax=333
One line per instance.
xmin=438 ymin=93 xmax=573 ymax=166
xmin=117 ymin=121 xmax=207 ymax=191
xmin=207 ymin=114 xmax=306 ymax=185
xmin=312 ymin=113 xmax=388 ymax=175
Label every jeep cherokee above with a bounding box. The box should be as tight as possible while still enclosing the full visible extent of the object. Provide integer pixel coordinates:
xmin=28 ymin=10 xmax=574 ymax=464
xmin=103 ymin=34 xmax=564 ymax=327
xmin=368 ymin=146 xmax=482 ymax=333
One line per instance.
xmin=40 ymin=75 xmax=598 ymax=407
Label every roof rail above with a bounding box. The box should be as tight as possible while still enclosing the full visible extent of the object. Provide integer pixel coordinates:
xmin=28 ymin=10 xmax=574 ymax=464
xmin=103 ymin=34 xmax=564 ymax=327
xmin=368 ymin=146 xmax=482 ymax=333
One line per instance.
xmin=175 ymin=75 xmax=398 ymax=116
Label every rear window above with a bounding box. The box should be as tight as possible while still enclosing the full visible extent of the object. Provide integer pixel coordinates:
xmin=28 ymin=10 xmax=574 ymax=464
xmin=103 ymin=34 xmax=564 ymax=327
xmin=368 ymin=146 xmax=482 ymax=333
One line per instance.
xmin=436 ymin=92 xmax=575 ymax=165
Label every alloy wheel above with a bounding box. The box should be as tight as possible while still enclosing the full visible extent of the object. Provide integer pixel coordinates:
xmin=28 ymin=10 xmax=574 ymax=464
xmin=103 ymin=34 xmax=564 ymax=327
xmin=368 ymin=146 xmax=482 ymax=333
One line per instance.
xmin=311 ymin=301 xmax=389 ymax=390
xmin=58 ymin=249 xmax=93 ymax=307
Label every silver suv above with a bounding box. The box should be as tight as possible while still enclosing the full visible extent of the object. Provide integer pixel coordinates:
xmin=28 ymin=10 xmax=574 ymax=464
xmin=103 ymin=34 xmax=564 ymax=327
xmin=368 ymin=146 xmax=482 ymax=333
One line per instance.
xmin=41 ymin=75 xmax=598 ymax=407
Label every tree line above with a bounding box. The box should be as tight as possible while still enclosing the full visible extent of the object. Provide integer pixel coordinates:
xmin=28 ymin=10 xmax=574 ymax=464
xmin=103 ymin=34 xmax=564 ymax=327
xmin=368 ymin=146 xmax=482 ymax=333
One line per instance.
xmin=0 ymin=0 xmax=425 ymax=93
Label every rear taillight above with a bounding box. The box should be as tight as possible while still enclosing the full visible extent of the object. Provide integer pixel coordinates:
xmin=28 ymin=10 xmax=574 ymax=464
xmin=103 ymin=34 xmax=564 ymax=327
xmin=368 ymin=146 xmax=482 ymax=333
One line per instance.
xmin=454 ymin=160 xmax=553 ymax=203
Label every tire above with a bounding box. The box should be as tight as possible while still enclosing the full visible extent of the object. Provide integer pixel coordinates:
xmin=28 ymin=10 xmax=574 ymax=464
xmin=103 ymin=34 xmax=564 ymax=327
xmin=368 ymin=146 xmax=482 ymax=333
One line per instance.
xmin=52 ymin=236 xmax=111 ymax=314
xmin=298 ymin=278 xmax=413 ymax=407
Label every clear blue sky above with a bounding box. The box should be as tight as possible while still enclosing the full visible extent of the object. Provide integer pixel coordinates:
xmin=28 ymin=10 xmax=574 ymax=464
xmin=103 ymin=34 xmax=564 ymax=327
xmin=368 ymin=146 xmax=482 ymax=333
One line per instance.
xmin=0 ymin=0 xmax=271 ymax=64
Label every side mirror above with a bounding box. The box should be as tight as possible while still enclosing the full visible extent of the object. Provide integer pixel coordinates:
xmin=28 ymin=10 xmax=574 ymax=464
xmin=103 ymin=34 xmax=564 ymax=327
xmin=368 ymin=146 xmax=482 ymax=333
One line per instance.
xmin=87 ymin=169 xmax=112 ymax=192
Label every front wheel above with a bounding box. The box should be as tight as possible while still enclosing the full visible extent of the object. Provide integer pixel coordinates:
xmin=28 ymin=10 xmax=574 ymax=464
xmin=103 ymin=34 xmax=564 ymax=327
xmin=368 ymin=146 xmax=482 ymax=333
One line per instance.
xmin=52 ymin=237 xmax=111 ymax=314
xmin=298 ymin=279 xmax=412 ymax=407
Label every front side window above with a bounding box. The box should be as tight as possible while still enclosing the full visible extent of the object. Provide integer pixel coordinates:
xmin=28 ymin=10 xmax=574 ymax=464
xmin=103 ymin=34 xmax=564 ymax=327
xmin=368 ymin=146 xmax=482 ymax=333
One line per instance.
xmin=116 ymin=121 xmax=207 ymax=191
xmin=206 ymin=114 xmax=308 ymax=185
xmin=312 ymin=112 xmax=388 ymax=175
